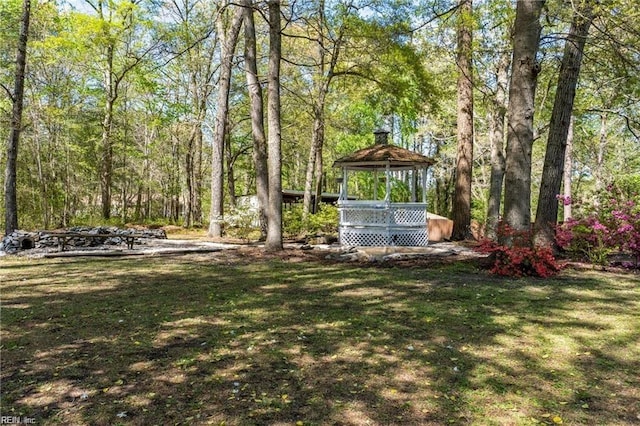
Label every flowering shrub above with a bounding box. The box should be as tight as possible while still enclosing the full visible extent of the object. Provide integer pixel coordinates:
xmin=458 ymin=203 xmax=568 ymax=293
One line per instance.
xmin=608 ymin=201 xmax=640 ymax=266
xmin=556 ymin=217 xmax=611 ymax=266
xmin=556 ymin=185 xmax=640 ymax=269
xmin=477 ymin=224 xmax=562 ymax=278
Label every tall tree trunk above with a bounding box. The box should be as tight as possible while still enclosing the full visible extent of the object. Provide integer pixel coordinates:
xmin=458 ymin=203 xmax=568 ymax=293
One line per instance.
xmin=184 ymin=72 xmax=198 ymax=228
xmin=170 ymin=132 xmax=181 ymax=222
xmin=563 ymin=116 xmax=574 ymax=222
xmin=4 ymin=0 xmax=30 ymax=235
xmin=100 ymin=91 xmax=115 ymax=220
xmin=184 ymin=118 xmax=202 ymax=227
xmin=225 ymin=130 xmax=237 ymax=208
xmin=208 ymin=5 xmax=243 ymax=237
xmin=303 ymin=108 xmax=323 ymax=220
xmin=451 ymin=0 xmax=474 ymax=241
xmin=34 ymin=128 xmax=49 ymax=229
xmin=503 ymin=0 xmax=544 ymax=241
xmin=534 ymin=6 xmax=593 ymax=248
xmin=486 ymin=51 xmax=510 ymax=241
xmin=302 ymin=0 xmax=343 ymax=220
xmin=194 ymin=125 xmax=204 ymax=225
xmin=266 ymin=0 xmax=283 ymax=251
xmin=185 ymin=129 xmax=195 ymax=227
xmin=242 ymin=0 xmax=269 ymax=239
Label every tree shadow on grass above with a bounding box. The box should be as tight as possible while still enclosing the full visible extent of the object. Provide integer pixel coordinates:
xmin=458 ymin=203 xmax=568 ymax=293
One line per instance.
xmin=1 ymin=254 xmax=638 ymax=425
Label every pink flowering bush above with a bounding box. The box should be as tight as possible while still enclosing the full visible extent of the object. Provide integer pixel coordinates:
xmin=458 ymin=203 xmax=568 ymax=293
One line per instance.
xmin=556 ymin=184 xmax=640 ymax=269
xmin=556 ymin=217 xmax=611 ymax=266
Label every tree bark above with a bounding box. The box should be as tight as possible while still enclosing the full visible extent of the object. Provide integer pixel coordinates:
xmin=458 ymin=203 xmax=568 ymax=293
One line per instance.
xmin=266 ymin=0 xmax=283 ymax=251
xmin=242 ymin=0 xmax=269 ymax=239
xmin=534 ymin=6 xmax=593 ymax=247
xmin=208 ymin=4 xmax=243 ymax=237
xmin=486 ymin=51 xmax=510 ymax=241
xmin=303 ymin=106 xmax=324 ymax=219
xmin=503 ymin=0 xmax=544 ymax=241
xmin=451 ymin=0 xmax=474 ymax=241
xmin=4 ymin=0 xmax=30 ymax=235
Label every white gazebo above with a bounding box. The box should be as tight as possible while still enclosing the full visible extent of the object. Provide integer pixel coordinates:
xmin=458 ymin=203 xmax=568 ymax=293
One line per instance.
xmin=333 ymin=130 xmax=436 ymax=247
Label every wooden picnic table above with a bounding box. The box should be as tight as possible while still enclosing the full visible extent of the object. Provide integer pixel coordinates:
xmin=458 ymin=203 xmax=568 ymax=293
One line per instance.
xmin=43 ymin=232 xmax=138 ymax=252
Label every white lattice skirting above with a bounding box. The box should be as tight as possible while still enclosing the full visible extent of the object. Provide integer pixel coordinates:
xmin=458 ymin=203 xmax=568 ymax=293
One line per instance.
xmin=338 ymin=202 xmax=429 ymax=247
xmin=339 ymin=227 xmax=429 ymax=247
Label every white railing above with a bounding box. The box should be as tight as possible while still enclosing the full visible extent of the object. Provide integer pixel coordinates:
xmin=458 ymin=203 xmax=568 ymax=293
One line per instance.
xmin=337 ymin=201 xmax=429 ymax=246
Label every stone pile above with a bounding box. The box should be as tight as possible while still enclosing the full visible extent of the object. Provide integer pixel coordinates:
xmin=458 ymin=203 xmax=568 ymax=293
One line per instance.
xmin=0 ymin=230 xmax=39 ymax=254
xmin=0 ymin=227 xmax=167 ymax=255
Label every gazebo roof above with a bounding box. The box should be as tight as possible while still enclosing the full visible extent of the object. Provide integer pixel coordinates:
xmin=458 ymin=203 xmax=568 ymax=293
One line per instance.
xmin=332 ymin=143 xmax=436 ymax=170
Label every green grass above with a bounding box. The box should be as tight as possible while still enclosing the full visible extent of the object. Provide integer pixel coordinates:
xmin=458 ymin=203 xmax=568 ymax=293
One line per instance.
xmin=1 ymin=251 xmax=639 ymax=425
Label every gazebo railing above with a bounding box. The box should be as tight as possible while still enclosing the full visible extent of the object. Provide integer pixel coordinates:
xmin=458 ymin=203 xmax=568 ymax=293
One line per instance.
xmin=337 ymin=201 xmax=429 ymax=246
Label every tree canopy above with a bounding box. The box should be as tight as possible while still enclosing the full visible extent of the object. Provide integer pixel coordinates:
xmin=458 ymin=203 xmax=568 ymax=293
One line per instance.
xmin=1 ymin=0 xmax=638 ymax=241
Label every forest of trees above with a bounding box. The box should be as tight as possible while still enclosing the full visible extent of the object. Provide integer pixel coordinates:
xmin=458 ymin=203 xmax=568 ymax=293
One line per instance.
xmin=2 ymin=0 xmax=639 ymax=247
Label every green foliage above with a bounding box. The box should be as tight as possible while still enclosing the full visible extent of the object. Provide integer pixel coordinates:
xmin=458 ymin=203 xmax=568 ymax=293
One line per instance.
xmin=283 ymin=204 xmax=338 ymax=237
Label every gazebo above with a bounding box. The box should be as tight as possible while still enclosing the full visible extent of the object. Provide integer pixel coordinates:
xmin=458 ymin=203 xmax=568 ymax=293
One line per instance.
xmin=333 ymin=130 xmax=436 ymax=247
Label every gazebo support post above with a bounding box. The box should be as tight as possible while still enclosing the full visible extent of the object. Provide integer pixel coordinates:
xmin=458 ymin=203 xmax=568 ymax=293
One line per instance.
xmin=385 ymin=163 xmax=391 ymax=202
xmin=411 ymin=167 xmax=417 ymax=202
xmin=422 ymin=167 xmax=427 ymax=203
xmin=374 ymin=170 xmax=378 ymax=200
xmin=342 ymin=168 xmax=348 ymax=200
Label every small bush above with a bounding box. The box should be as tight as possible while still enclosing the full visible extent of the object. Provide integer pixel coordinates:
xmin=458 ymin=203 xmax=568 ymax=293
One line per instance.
xmin=477 ymin=224 xmax=562 ymax=278
xmin=225 ymin=205 xmax=261 ymax=242
xmin=283 ymin=204 xmax=338 ymax=237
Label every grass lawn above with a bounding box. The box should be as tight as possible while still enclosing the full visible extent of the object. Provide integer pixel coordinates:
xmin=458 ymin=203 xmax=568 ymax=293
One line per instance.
xmin=1 ymin=248 xmax=639 ymax=425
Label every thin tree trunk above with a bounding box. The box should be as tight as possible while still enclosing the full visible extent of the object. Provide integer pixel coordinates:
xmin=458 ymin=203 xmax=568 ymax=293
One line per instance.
xmin=225 ymin=130 xmax=237 ymax=208
xmin=534 ymin=6 xmax=593 ymax=247
xmin=170 ymin=132 xmax=181 ymax=222
xmin=194 ymin=126 xmax=203 ymax=225
xmin=184 ymin=120 xmax=200 ymax=227
xmin=4 ymin=0 xmax=30 ymax=235
xmin=242 ymin=0 xmax=269 ymax=239
xmin=303 ymin=109 xmax=323 ymax=219
xmin=100 ymin=33 xmax=116 ymax=220
xmin=208 ymin=5 xmax=243 ymax=237
xmin=266 ymin=0 xmax=283 ymax=251
xmin=302 ymin=0 xmax=344 ymax=219
xmin=563 ymin=116 xmax=574 ymax=222
xmin=313 ymin=144 xmax=323 ymax=214
xmin=451 ymin=0 xmax=474 ymax=241
xmin=594 ymin=114 xmax=607 ymax=207
xmin=503 ymin=0 xmax=544 ymax=241
xmin=486 ymin=52 xmax=510 ymax=241
xmin=34 ymin=132 xmax=49 ymax=229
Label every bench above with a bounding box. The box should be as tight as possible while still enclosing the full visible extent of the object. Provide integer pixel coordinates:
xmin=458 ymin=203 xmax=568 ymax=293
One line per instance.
xmin=43 ymin=232 xmax=139 ymax=252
